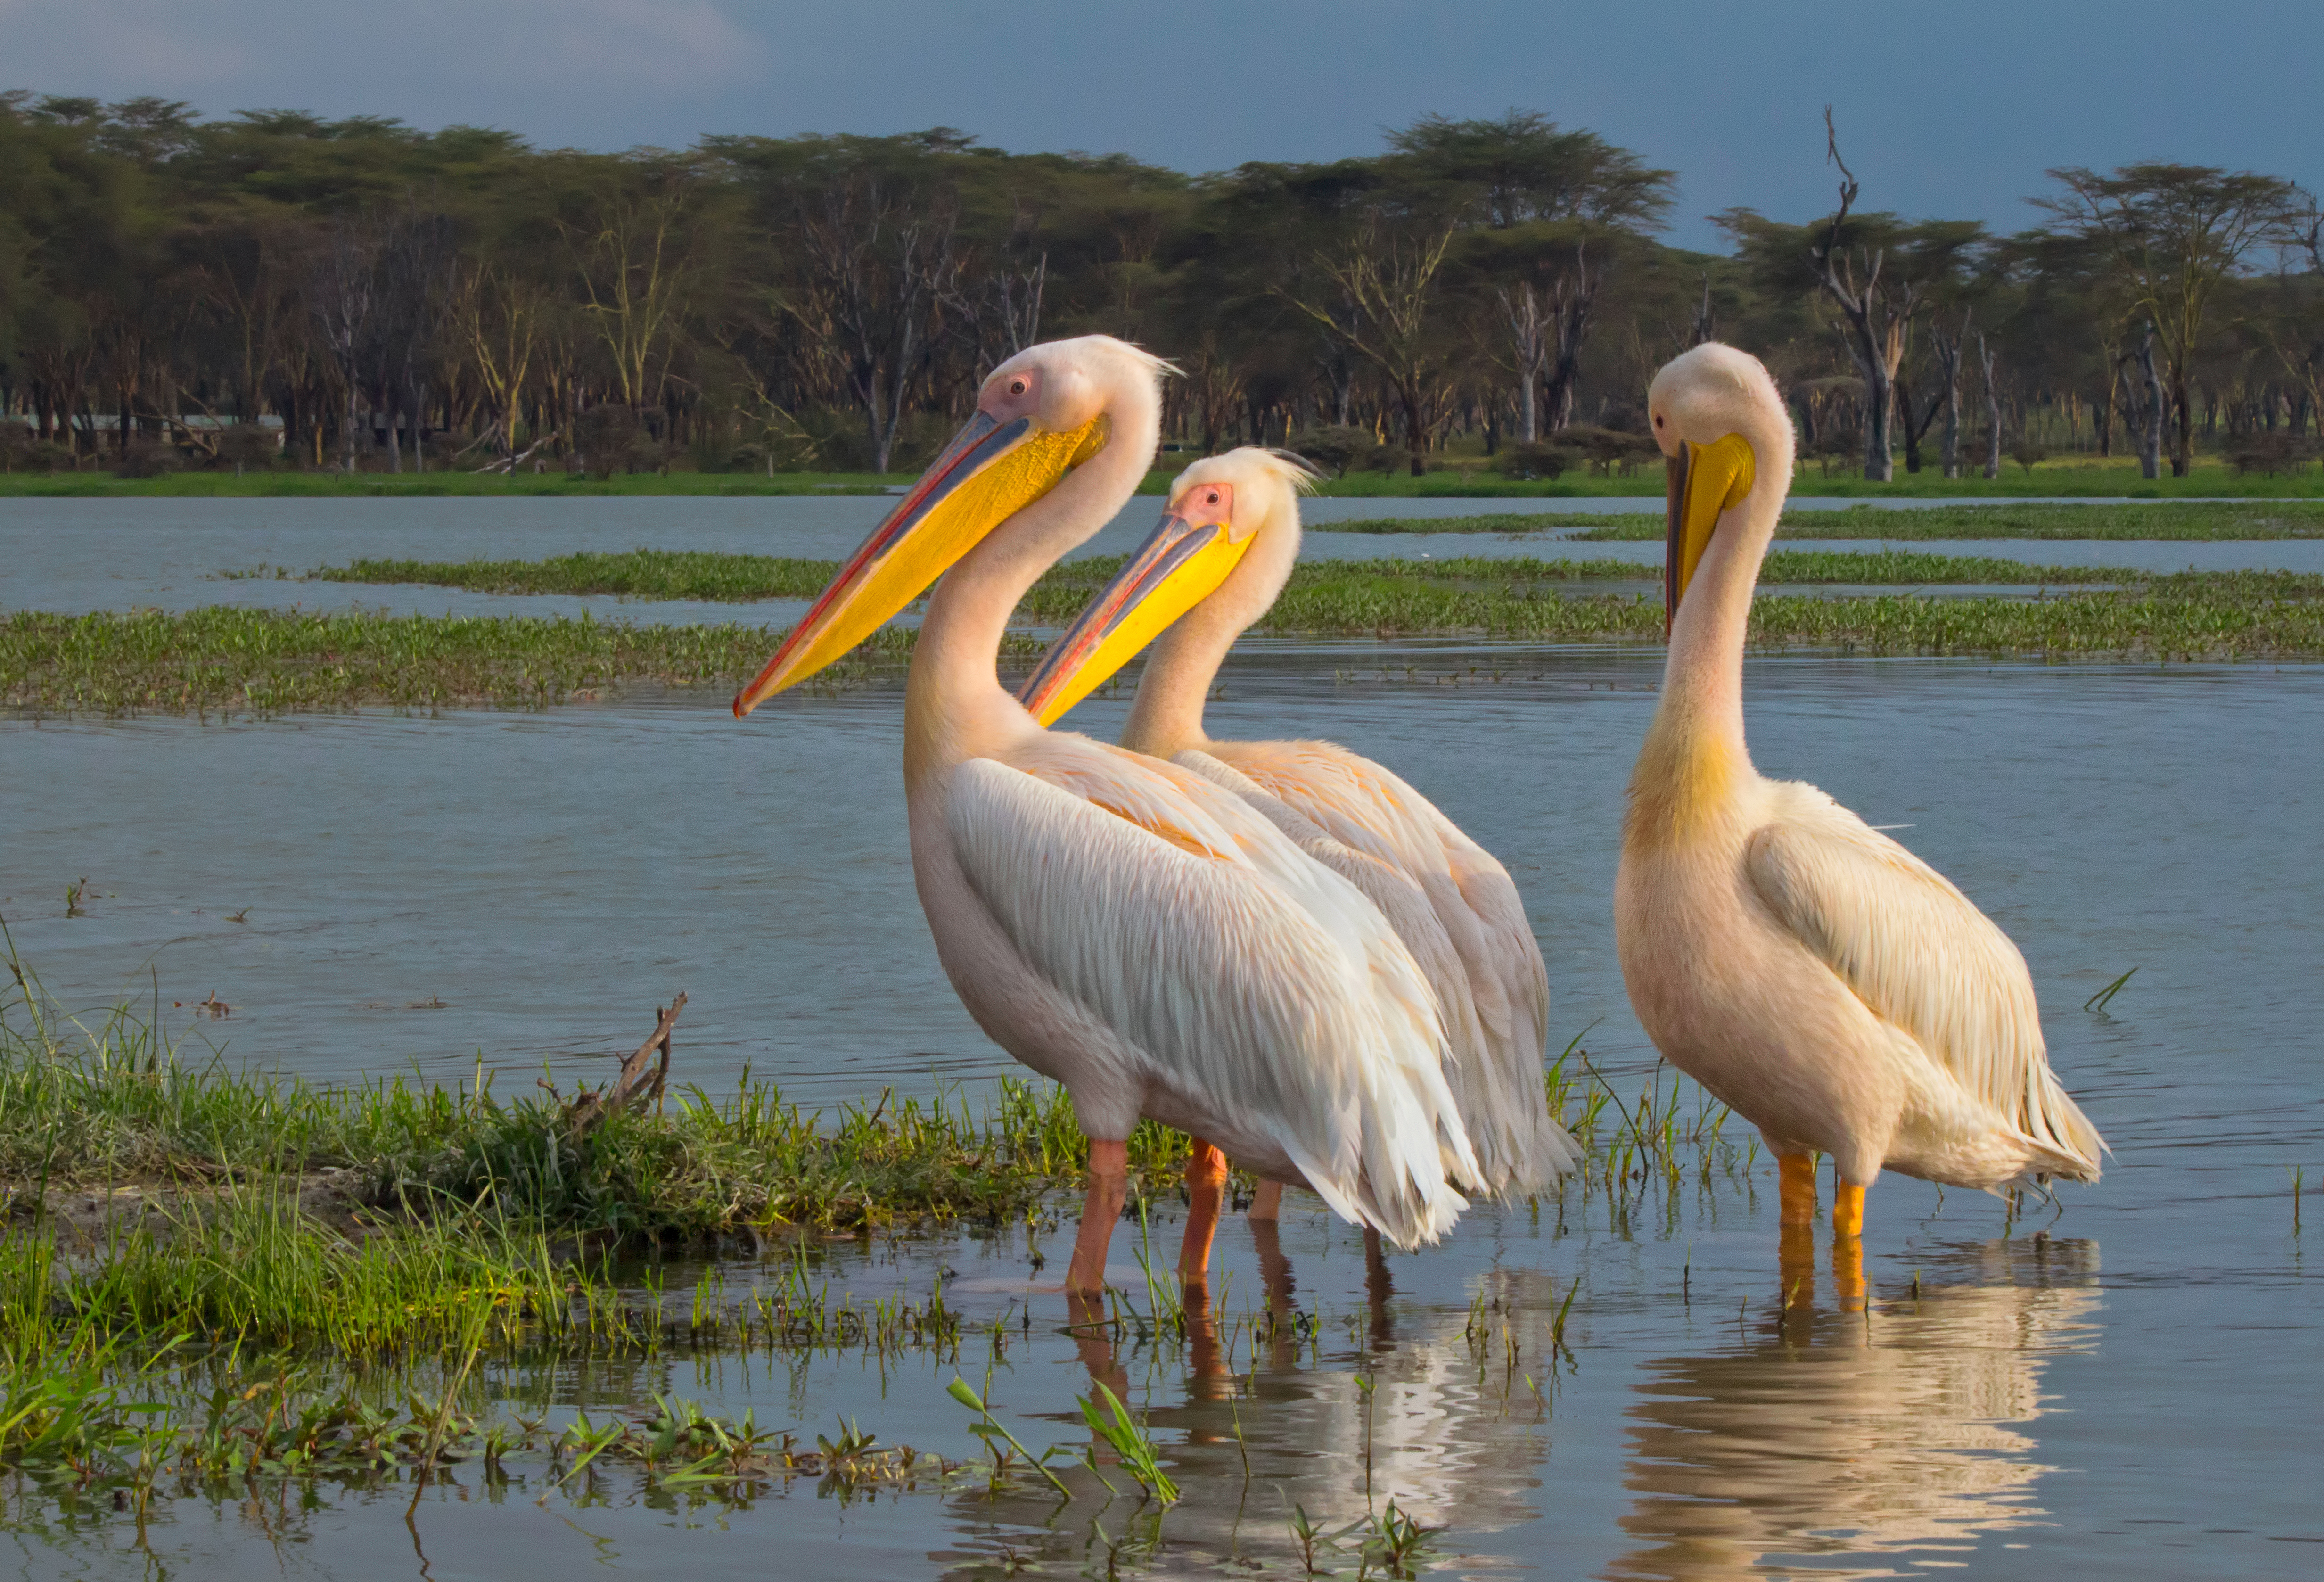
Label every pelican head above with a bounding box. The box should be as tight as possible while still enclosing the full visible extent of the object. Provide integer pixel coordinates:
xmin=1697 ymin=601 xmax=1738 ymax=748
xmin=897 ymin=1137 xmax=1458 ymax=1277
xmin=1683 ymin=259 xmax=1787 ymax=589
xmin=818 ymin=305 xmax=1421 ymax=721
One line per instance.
xmin=733 ymin=335 xmax=1171 ymax=716
xmin=1647 ymin=342 xmax=1790 ymax=624
xmin=1016 ymin=446 xmax=1321 ymax=726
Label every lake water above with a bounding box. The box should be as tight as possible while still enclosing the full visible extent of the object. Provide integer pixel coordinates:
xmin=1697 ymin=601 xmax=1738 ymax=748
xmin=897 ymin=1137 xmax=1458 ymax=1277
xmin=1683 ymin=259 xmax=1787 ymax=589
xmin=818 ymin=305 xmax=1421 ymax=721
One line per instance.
xmin=2 ymin=497 xmax=2320 ymax=1578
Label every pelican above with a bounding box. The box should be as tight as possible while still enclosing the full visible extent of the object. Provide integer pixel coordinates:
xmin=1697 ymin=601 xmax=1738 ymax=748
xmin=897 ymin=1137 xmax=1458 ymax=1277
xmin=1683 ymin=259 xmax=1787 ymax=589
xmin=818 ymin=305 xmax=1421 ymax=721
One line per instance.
xmin=732 ymin=338 xmax=1478 ymax=1296
xmin=1617 ymin=342 xmax=2104 ymax=1281
xmin=1016 ymin=447 xmax=1577 ymax=1213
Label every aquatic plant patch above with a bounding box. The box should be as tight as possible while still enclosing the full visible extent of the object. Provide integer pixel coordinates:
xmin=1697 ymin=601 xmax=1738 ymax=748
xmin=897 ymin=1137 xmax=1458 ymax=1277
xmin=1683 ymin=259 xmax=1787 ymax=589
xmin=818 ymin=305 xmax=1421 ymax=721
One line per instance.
xmin=1563 ymin=501 xmax=2324 ymax=541
xmin=0 ymin=607 xmax=988 ymax=716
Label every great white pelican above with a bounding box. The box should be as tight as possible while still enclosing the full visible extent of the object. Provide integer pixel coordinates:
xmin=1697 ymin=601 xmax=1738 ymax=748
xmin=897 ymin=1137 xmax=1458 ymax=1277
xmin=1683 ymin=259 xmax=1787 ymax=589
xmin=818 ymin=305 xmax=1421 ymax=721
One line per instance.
xmin=1617 ymin=342 xmax=2105 ymax=1298
xmin=732 ymin=338 xmax=1478 ymax=1296
xmin=1016 ymin=447 xmax=1577 ymax=1213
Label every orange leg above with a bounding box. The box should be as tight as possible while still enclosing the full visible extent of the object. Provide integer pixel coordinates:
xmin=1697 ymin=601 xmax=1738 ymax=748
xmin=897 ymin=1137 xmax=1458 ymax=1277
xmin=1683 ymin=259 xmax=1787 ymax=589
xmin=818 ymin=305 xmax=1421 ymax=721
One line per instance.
xmin=1778 ymin=1221 xmax=1818 ymax=1312
xmin=1832 ymin=1180 xmax=1867 ymax=1312
xmin=1180 ymin=1139 xmax=1228 ymax=1290
xmin=1248 ymin=1179 xmax=1284 ymax=1221
xmin=1777 ymin=1152 xmax=1819 ymax=1228
xmin=1065 ymin=1138 xmax=1129 ymax=1297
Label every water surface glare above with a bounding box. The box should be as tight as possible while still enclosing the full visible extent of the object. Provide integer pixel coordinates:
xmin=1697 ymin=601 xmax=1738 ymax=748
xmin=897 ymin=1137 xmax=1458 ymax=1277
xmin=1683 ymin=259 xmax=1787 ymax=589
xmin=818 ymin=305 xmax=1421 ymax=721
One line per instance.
xmin=1 ymin=655 xmax=2318 ymax=1578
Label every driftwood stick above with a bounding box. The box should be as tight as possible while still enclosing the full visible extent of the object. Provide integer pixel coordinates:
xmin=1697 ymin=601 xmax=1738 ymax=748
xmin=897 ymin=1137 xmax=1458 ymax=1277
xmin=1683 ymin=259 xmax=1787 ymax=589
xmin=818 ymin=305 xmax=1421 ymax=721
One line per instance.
xmin=561 ymin=992 xmax=686 ymax=1137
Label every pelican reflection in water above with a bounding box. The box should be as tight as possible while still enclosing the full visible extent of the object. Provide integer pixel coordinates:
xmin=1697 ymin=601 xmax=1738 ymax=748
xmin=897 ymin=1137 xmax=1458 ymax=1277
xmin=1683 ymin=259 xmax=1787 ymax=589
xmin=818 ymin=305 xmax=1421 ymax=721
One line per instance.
xmin=945 ymin=1242 xmax=1560 ymax=1576
xmin=1611 ymin=1238 xmax=2102 ymax=1581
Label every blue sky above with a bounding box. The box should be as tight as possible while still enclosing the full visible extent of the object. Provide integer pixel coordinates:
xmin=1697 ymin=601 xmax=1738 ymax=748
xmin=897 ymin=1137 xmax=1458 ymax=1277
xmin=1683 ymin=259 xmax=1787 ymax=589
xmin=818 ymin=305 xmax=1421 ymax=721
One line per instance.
xmin=6 ymin=0 xmax=2318 ymax=250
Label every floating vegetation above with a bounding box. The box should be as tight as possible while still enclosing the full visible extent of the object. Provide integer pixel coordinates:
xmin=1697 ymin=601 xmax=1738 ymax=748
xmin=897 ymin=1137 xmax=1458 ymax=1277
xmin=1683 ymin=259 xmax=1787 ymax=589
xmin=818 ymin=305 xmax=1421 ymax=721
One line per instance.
xmin=14 ymin=548 xmax=2309 ymax=721
xmin=309 ymin=548 xmax=844 ymax=601
xmin=1566 ymin=501 xmax=2324 ymax=541
xmin=0 ymin=607 xmax=1034 ymax=717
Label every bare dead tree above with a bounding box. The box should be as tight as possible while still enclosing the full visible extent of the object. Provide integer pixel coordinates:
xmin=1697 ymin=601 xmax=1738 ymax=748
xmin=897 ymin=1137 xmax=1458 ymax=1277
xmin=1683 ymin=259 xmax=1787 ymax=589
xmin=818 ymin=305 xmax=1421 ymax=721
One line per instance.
xmin=1930 ymin=308 xmax=1970 ymax=478
xmin=785 ymin=172 xmax=962 ymax=472
xmin=1977 ymin=330 xmax=2004 ymax=480
xmin=992 ymin=253 xmax=1045 ymax=355
xmin=1691 ymin=272 xmax=1715 ymax=347
xmin=374 ymin=206 xmax=454 ymax=472
xmin=1807 ymin=109 xmax=1919 ymax=482
xmin=1497 ymin=282 xmax=1550 ymax=442
xmin=311 ymin=222 xmax=376 ymax=474
xmin=2125 ymin=321 xmax=2165 ymax=479
xmin=1539 ymin=237 xmax=1599 ymax=433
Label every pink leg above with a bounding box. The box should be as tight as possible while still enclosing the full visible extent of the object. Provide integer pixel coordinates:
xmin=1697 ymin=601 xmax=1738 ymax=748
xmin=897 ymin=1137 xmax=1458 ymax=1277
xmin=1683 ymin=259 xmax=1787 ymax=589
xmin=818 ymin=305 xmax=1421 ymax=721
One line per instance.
xmin=1181 ymin=1139 xmax=1229 ymax=1290
xmin=1065 ymin=1138 xmax=1130 ymax=1297
xmin=1248 ymin=1179 xmax=1284 ymax=1221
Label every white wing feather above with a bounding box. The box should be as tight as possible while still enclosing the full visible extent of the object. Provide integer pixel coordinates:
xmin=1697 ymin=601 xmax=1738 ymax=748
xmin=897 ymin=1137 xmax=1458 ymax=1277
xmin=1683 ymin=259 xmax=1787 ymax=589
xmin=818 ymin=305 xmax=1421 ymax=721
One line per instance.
xmin=1191 ymin=741 xmax=1576 ymax=1195
xmin=946 ymin=747 xmax=1478 ymax=1246
xmin=1745 ymin=783 xmax=2105 ymax=1178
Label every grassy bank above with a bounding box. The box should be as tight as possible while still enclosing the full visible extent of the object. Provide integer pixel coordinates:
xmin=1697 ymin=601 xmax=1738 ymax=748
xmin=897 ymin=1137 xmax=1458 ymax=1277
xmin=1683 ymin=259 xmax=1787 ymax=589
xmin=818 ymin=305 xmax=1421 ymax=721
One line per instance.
xmin=0 ymin=946 xmax=1700 ymax=1349
xmin=1339 ymin=502 xmax=2324 ymax=538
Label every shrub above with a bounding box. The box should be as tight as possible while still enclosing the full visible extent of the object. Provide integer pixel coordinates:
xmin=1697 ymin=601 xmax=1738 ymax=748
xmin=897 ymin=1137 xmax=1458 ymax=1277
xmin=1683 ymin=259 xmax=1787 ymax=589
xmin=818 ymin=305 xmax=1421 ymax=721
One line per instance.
xmin=110 ymin=438 xmax=182 ymax=479
xmin=2225 ymin=433 xmax=2313 ymax=476
xmin=574 ymin=404 xmax=639 ymax=480
xmin=1493 ymin=440 xmax=1574 ymax=480
xmin=1284 ymin=425 xmax=1373 ymax=479
xmin=2009 ymin=440 xmax=2051 ymax=477
xmin=211 ymin=424 xmax=280 ymax=474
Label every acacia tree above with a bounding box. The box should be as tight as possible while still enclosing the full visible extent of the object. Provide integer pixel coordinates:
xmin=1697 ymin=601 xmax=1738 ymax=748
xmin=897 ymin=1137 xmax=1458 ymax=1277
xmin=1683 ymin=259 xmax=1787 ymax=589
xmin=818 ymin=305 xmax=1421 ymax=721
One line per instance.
xmin=1404 ymin=111 xmax=1672 ymax=439
xmin=1281 ymin=210 xmax=1457 ymax=473
xmin=2036 ymin=163 xmax=2306 ymax=476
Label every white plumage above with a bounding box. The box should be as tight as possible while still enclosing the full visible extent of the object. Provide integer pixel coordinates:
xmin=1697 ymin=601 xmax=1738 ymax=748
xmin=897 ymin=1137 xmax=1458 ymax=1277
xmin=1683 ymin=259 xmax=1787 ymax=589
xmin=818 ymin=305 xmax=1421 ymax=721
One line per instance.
xmin=947 ymin=746 xmax=1475 ymax=1242
xmin=1616 ymin=343 xmax=2103 ymax=1252
xmin=1017 ymin=447 xmax=1576 ymax=1199
xmin=734 ymin=339 xmax=1480 ymax=1293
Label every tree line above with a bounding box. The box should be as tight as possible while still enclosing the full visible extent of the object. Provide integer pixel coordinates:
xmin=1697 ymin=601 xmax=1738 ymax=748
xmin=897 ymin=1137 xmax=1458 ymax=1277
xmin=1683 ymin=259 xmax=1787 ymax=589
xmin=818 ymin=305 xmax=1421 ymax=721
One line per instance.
xmin=3 ymin=89 xmax=2319 ymax=483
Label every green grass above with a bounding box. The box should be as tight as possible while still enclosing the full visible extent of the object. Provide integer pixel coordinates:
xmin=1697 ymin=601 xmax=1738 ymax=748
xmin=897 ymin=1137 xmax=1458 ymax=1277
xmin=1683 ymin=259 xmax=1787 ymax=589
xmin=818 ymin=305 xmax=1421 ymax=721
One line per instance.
xmin=1563 ymin=501 xmax=2324 ymax=541
xmin=10 ymin=562 xmax=2319 ymax=721
xmin=301 ymin=546 xmax=2143 ymax=606
xmin=306 ymin=549 xmax=842 ymax=601
xmin=0 ymin=607 xmax=1042 ymax=715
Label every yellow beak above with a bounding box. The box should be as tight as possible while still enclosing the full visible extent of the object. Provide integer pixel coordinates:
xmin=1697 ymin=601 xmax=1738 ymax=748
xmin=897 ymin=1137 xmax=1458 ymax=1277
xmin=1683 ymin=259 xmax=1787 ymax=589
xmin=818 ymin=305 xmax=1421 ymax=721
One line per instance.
xmin=733 ymin=410 xmax=1109 ymax=716
xmin=1015 ymin=508 xmax=1256 ymax=726
xmin=1664 ymin=431 xmax=1756 ymax=628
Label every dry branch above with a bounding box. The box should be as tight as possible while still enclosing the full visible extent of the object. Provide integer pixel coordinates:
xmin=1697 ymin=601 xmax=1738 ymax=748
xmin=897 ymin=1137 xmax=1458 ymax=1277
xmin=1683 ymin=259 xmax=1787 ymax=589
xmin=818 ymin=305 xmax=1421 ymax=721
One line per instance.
xmin=542 ymin=992 xmax=686 ymax=1137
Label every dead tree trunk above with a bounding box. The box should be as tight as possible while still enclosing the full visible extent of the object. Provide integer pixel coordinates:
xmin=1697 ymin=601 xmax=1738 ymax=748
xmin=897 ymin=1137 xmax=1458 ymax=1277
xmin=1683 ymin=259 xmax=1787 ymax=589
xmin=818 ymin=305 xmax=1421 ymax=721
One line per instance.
xmin=2132 ymin=322 xmax=2164 ymax=480
xmin=1690 ymin=273 xmax=1715 ymax=347
xmin=1978 ymin=332 xmax=2003 ymax=481
xmin=1540 ymin=239 xmax=1598 ymax=435
xmin=1497 ymin=283 xmax=1549 ymax=444
xmin=1807 ymin=110 xmax=1913 ymax=483
xmin=1932 ymin=309 xmax=1969 ymax=478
